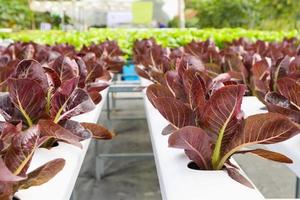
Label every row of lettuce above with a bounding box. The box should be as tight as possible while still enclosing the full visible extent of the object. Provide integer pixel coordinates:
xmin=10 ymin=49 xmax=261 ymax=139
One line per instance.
xmin=0 ymin=41 xmax=125 ymax=199
xmin=1 ymin=28 xmax=300 ymax=57
xmin=133 ymin=37 xmax=300 ymax=188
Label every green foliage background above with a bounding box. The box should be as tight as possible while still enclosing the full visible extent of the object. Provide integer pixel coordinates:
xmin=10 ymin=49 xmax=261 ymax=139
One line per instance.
xmin=1 ymin=0 xmax=300 ymax=30
xmin=177 ymin=0 xmax=300 ymax=30
xmin=0 ymin=0 xmax=69 ymax=30
xmin=0 ymin=0 xmax=34 ymax=29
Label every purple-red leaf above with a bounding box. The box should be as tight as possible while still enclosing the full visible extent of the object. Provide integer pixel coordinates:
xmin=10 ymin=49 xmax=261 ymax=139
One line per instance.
xmin=161 ymin=124 xmax=177 ymax=135
xmin=226 ymin=167 xmax=254 ymax=189
xmin=135 ymin=66 xmax=150 ymax=80
xmin=60 ymin=120 xmax=91 ymax=141
xmin=85 ymin=60 xmax=106 ymax=83
xmin=201 ymin=85 xmax=245 ymax=145
xmin=80 ymin=122 xmax=114 ymax=140
xmin=38 ymin=120 xmax=82 ymax=148
xmin=165 ymin=71 xmax=186 ymax=101
xmin=8 ymin=78 xmax=46 ymax=126
xmin=19 ymin=158 xmax=65 ymax=190
xmin=236 ymin=149 xmax=292 ymax=163
xmin=277 ymin=77 xmax=300 ymax=107
xmin=265 ymin=92 xmax=300 ymax=123
xmin=146 ymin=84 xmax=174 ymax=107
xmin=0 ymin=158 xmax=25 ymax=182
xmin=0 ymin=122 xmax=22 ymax=151
xmin=50 ymin=79 xmax=95 ymax=122
xmin=188 ymin=73 xmax=207 ymax=118
xmin=51 ymin=56 xmax=79 ymax=82
xmin=221 ymin=113 xmax=300 ymax=169
xmin=86 ymin=82 xmax=109 ymax=93
xmin=13 ymin=59 xmax=49 ymax=92
xmin=88 ymin=91 xmax=102 ymax=104
xmin=168 ymin=126 xmax=212 ymax=169
xmin=4 ymin=126 xmax=39 ymax=176
xmin=152 ymin=97 xmax=195 ymax=128
xmin=0 ymin=60 xmax=18 ymax=92
xmin=0 ymin=93 xmax=24 ymax=124
xmin=43 ymin=67 xmax=61 ymax=89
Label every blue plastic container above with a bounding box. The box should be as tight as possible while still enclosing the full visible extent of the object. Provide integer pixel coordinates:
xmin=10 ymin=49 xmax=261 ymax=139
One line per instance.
xmin=122 ymin=63 xmax=140 ymax=81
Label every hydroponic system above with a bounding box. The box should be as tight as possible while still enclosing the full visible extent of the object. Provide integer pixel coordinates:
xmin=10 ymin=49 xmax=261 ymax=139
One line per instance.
xmin=0 ymin=28 xmax=300 ymax=200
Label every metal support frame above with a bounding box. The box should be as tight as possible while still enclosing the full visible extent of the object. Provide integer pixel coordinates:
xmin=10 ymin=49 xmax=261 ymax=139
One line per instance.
xmin=296 ymin=177 xmax=300 ymax=198
xmin=96 ymin=74 xmax=152 ymax=180
xmin=106 ymin=74 xmax=145 ymax=120
xmin=94 ymin=116 xmax=153 ymax=180
xmin=70 ymin=191 xmax=77 ymax=200
xmin=106 ymin=91 xmax=111 ymax=120
xmin=112 ymin=92 xmax=117 ymax=109
xmin=178 ymin=0 xmax=185 ymax=28
xmin=94 ymin=139 xmax=103 ymax=181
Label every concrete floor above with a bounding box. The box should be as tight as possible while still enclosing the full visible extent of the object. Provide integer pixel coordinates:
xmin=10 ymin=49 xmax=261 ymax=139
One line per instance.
xmin=74 ymin=96 xmax=297 ymax=200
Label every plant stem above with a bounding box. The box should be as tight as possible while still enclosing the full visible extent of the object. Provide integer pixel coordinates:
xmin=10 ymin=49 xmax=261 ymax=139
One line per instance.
xmin=18 ymin=99 xmax=33 ymax=127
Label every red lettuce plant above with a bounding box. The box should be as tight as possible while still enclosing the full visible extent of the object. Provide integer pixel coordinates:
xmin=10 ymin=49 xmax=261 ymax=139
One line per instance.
xmin=0 ymin=123 xmax=65 ymax=200
xmin=184 ymin=39 xmax=223 ymax=76
xmin=265 ymin=77 xmax=300 ymax=123
xmin=146 ymin=69 xmax=300 ymax=187
xmin=0 ymin=59 xmax=19 ymax=92
xmin=79 ymin=40 xmax=125 ymax=73
xmin=47 ymin=55 xmax=111 ymax=104
xmin=133 ymin=38 xmax=174 ymax=85
xmin=0 ymin=59 xmax=113 ymax=149
xmin=252 ymin=55 xmax=300 ymax=102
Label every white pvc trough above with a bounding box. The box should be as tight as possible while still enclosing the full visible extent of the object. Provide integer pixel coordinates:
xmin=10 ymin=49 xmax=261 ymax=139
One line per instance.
xmin=14 ymin=88 xmax=109 ymax=200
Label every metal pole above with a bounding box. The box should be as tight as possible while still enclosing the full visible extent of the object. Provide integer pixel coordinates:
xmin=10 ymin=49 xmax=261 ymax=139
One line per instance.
xmin=70 ymin=191 xmax=77 ymax=200
xmin=296 ymin=177 xmax=300 ymax=198
xmin=178 ymin=0 xmax=185 ymax=28
xmin=72 ymin=0 xmax=76 ymax=29
xmin=106 ymin=91 xmax=111 ymax=120
xmin=59 ymin=0 xmax=65 ymax=30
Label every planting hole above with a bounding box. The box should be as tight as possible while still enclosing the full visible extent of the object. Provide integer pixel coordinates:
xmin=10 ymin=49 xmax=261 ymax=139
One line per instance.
xmin=187 ymin=162 xmax=201 ymax=170
xmin=52 ymin=141 xmax=59 ymax=147
xmin=260 ymin=107 xmax=267 ymax=111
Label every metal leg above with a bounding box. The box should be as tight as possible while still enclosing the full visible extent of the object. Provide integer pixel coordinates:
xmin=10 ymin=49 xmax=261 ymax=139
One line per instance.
xmin=95 ymin=155 xmax=104 ymax=181
xmin=96 ymin=155 xmax=106 ymax=180
xmin=296 ymin=177 xmax=300 ymax=198
xmin=112 ymin=92 xmax=116 ymax=109
xmin=70 ymin=191 xmax=77 ymax=200
xmin=94 ymin=140 xmax=100 ymax=180
xmin=106 ymin=92 xmax=111 ymax=120
xmin=94 ymin=137 xmax=106 ymax=181
xmin=95 ymin=138 xmax=107 ymax=181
